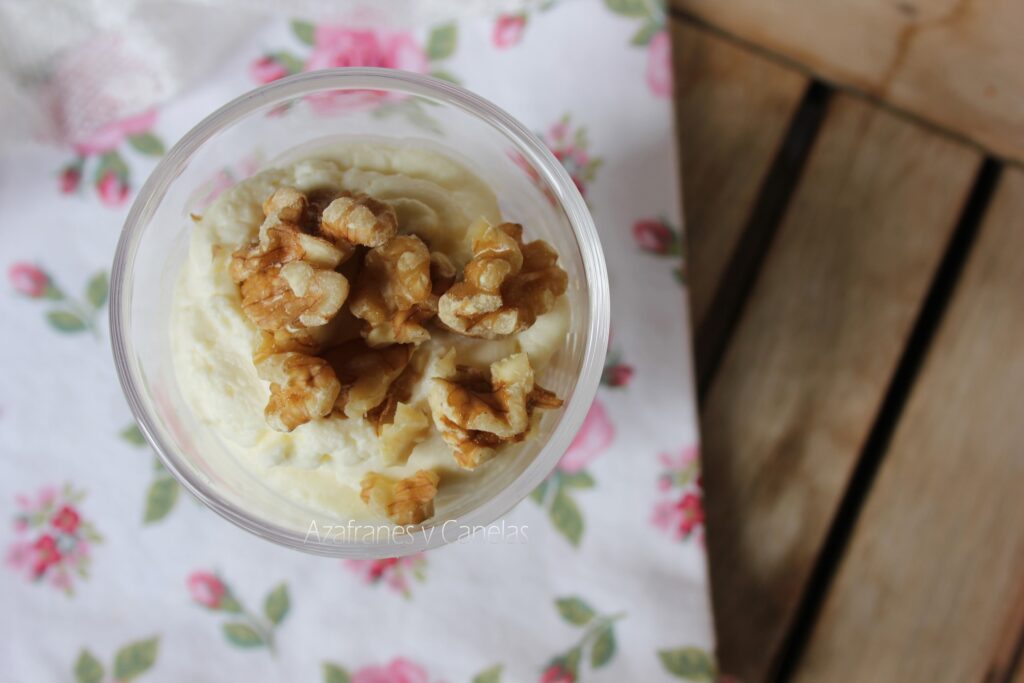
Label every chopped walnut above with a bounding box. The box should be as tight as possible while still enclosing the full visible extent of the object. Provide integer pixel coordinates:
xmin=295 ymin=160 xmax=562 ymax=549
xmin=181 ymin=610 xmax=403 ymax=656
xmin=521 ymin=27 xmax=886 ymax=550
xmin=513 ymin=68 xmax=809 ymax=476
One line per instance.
xmin=427 ymin=350 xmax=563 ymax=469
xmin=349 ymin=234 xmax=439 ymax=347
xmin=255 ymin=352 xmax=341 ymax=432
xmin=230 ymin=226 xmax=346 ymax=284
xmin=239 ymin=263 xmax=349 ymax=332
xmin=323 ymin=340 xmax=413 ymax=419
xmin=378 ymin=403 xmax=431 ymax=466
xmin=262 ymin=186 xmax=307 ymax=223
xmin=321 ymin=192 xmax=398 ymax=248
xmin=360 ymin=470 xmax=439 ymax=525
xmin=438 ymin=221 xmax=568 ymax=339
xmin=365 ymin=348 xmax=429 ymax=433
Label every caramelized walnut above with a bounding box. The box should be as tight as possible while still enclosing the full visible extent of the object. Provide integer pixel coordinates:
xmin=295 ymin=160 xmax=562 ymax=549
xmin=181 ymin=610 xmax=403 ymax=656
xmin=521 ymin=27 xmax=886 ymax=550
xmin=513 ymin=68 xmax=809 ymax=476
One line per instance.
xmin=323 ymin=340 xmax=413 ymax=419
xmin=349 ymin=234 xmax=438 ymax=347
xmin=255 ymin=352 xmax=341 ymax=432
xmin=365 ymin=348 xmax=429 ymax=434
xmin=438 ymin=221 xmax=567 ymax=339
xmin=321 ymin=192 xmax=398 ymax=248
xmin=360 ymin=470 xmax=439 ymax=525
xmin=427 ymin=350 xmax=563 ymax=469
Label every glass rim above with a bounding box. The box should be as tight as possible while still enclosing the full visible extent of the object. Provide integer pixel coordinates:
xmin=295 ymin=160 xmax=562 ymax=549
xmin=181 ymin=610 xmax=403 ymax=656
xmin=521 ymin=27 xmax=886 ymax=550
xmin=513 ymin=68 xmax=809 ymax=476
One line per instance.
xmin=109 ymin=68 xmax=610 ymax=558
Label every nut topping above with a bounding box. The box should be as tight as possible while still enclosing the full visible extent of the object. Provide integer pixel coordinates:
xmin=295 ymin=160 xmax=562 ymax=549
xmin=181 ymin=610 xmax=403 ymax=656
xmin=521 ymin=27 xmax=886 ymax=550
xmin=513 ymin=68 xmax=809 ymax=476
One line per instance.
xmin=349 ymin=234 xmax=438 ymax=347
xmin=438 ymin=221 xmax=567 ymax=339
xmin=360 ymin=470 xmax=439 ymax=525
xmin=323 ymin=340 xmax=413 ymax=419
xmin=427 ymin=350 xmax=563 ymax=469
xmin=321 ymin=192 xmax=398 ymax=248
xmin=255 ymin=352 xmax=341 ymax=432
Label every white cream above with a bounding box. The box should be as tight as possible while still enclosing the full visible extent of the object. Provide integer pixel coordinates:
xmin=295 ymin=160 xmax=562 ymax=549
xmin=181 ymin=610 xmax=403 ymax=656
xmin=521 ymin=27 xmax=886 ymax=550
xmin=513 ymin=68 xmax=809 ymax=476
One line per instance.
xmin=170 ymin=143 xmax=569 ymax=519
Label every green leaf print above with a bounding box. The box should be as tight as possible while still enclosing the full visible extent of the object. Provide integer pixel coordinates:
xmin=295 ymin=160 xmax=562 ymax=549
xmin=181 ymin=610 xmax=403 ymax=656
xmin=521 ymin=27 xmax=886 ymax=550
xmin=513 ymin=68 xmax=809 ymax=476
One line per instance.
xmin=112 ymin=637 xmax=160 ymax=681
xmin=530 ymin=478 xmax=549 ymax=503
xmin=429 ymin=69 xmax=461 ymax=84
xmin=74 ymin=650 xmax=104 ymax=683
xmin=556 ymin=596 xmax=596 ymax=626
xmin=590 ymin=625 xmax=616 ymax=668
xmin=560 ymin=471 xmax=596 ymax=489
xmin=127 ymin=133 xmax=165 ymax=157
xmin=659 ymin=647 xmax=717 ymax=681
xmin=631 ymin=19 xmax=662 ymax=45
xmin=85 ymin=271 xmax=109 ymax=309
xmin=291 ymin=19 xmax=316 ymax=45
xmin=323 ymin=662 xmax=352 ymax=683
xmin=223 ymin=622 xmax=265 ymax=648
xmin=96 ymin=150 xmax=130 ymax=182
xmin=549 ymin=486 xmax=584 ymax=546
xmin=120 ymin=423 xmax=147 ymax=447
xmin=472 ymin=664 xmax=503 ymax=683
xmin=604 ymin=0 xmax=649 ymax=17
xmin=264 ymin=583 xmax=290 ymax=625
xmin=46 ymin=309 xmax=87 ymax=333
xmin=426 ymin=23 xmax=458 ymax=60
xmin=143 ymin=476 xmax=179 ymax=524
xmin=271 ymin=50 xmax=306 ymax=75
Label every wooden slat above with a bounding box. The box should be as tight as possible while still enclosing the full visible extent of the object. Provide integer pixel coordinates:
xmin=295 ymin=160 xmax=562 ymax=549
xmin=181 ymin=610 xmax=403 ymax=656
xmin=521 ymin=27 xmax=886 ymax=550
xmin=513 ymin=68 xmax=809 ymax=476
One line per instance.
xmin=698 ymin=94 xmax=980 ymax=681
xmin=671 ymin=0 xmax=1024 ymax=163
xmin=671 ymin=20 xmax=807 ymax=331
xmin=791 ymin=169 xmax=1024 ymax=682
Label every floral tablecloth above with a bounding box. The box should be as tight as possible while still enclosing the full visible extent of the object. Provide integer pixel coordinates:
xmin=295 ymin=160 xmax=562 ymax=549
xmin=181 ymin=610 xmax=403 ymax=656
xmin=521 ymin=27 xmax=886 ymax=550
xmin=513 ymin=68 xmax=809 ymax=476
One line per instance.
xmin=0 ymin=1 xmax=714 ymax=681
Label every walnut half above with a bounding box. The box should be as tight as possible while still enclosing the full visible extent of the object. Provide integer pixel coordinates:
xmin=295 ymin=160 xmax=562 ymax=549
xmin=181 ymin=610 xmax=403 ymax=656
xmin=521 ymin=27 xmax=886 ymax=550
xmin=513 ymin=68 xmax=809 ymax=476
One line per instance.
xmin=255 ymin=352 xmax=341 ymax=432
xmin=427 ymin=350 xmax=563 ymax=469
xmin=438 ymin=221 xmax=568 ymax=339
xmin=349 ymin=234 xmax=438 ymax=347
xmin=360 ymin=470 xmax=439 ymax=525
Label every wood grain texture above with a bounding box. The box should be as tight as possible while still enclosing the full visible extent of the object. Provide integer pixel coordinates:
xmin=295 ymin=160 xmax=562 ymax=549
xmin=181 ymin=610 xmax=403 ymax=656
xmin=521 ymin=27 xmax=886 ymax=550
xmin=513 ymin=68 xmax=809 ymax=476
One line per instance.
xmin=698 ymin=94 xmax=980 ymax=682
xmin=671 ymin=20 xmax=807 ymax=331
xmin=791 ymin=169 xmax=1024 ymax=683
xmin=670 ymin=0 xmax=1024 ymax=162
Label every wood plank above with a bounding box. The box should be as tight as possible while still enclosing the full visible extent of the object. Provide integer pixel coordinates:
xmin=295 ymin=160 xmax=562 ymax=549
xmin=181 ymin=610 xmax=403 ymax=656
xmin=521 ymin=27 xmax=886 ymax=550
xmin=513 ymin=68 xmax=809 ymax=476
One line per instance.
xmin=791 ymin=169 xmax=1024 ymax=682
xmin=698 ymin=94 xmax=980 ymax=682
xmin=671 ymin=20 xmax=807 ymax=331
xmin=671 ymin=0 xmax=1024 ymax=162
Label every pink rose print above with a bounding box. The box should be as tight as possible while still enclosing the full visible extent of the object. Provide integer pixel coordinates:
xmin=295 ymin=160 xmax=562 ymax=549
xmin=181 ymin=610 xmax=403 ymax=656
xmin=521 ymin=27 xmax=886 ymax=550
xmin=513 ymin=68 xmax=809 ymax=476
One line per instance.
xmin=188 ymin=571 xmax=289 ymax=651
xmin=601 ymin=340 xmax=634 ymax=389
xmin=532 ymin=399 xmax=613 ymax=546
xmin=57 ymin=108 xmax=165 ymax=206
xmin=652 ymin=446 xmax=706 ymax=543
xmin=558 ymin=400 xmax=614 ymax=474
xmin=6 ymin=484 xmax=103 ymax=596
xmin=187 ymin=571 xmax=227 ymax=609
xmin=97 ymin=170 xmax=130 ymax=207
xmin=493 ymin=14 xmax=527 ymax=48
xmin=59 ymin=165 xmax=82 ymax=194
xmin=253 ymin=20 xmax=459 ymax=132
xmin=250 ymin=55 xmax=290 ymax=84
xmin=344 ymin=553 xmax=428 ymax=599
xmin=351 ymin=657 xmax=430 ymax=683
xmin=633 ymin=216 xmax=686 ymax=285
xmin=541 ymin=664 xmax=576 ymax=683
xmin=633 ymin=218 xmax=679 ymax=255
xmin=10 ymin=265 xmax=108 ymax=335
xmin=9 ymin=263 xmax=51 ymax=298
xmin=646 ymin=30 xmax=673 ymax=97
xmin=73 ymin=109 xmax=157 ymax=156
xmin=514 ymin=114 xmax=603 ymax=207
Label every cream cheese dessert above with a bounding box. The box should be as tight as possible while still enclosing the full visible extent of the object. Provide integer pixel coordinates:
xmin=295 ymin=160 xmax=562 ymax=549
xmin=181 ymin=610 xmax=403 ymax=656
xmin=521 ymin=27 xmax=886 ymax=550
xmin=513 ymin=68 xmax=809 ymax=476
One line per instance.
xmin=171 ymin=142 xmax=570 ymax=524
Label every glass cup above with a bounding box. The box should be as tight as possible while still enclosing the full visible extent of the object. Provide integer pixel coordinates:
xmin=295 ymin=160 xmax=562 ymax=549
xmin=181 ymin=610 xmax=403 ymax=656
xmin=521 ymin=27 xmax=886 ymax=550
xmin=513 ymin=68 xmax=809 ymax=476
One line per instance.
xmin=110 ymin=69 xmax=609 ymax=558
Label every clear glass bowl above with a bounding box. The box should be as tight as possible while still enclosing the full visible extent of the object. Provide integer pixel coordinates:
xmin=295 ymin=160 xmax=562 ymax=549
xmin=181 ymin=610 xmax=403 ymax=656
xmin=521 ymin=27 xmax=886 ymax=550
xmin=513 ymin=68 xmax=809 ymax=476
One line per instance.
xmin=110 ymin=69 xmax=609 ymax=558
